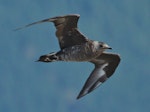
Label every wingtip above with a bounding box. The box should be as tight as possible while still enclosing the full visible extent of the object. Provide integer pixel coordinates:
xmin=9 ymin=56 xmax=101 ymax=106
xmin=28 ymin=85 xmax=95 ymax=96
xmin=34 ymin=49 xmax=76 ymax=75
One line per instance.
xmin=76 ymin=91 xmax=88 ymax=100
xmin=76 ymin=93 xmax=81 ymax=99
xmin=13 ymin=24 xmax=32 ymax=31
xmin=63 ymin=14 xmax=80 ymax=18
xmin=76 ymin=93 xmax=88 ymax=100
xmin=13 ymin=27 xmax=23 ymax=31
xmin=73 ymin=14 xmax=80 ymax=17
xmin=76 ymin=94 xmax=82 ymax=100
xmin=76 ymin=96 xmax=80 ymax=100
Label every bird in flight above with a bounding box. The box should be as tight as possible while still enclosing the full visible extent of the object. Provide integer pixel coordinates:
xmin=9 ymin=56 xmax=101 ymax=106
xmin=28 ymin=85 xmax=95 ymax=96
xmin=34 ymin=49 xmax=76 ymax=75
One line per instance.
xmin=15 ymin=14 xmax=121 ymax=99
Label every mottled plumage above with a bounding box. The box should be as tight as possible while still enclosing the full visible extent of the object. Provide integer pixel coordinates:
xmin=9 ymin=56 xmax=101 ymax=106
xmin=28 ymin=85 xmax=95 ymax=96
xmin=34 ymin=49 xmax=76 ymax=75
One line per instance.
xmin=15 ymin=14 xmax=121 ymax=99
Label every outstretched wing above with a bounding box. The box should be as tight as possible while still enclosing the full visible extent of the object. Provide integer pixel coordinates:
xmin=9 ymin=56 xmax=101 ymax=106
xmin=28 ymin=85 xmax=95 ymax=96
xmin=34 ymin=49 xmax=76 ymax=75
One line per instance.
xmin=77 ymin=52 xmax=121 ymax=99
xmin=15 ymin=14 xmax=88 ymax=49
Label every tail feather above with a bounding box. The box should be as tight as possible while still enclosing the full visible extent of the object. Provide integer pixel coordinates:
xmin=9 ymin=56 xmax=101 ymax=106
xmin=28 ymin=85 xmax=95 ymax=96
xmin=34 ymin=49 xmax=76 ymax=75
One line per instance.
xmin=37 ymin=52 xmax=58 ymax=62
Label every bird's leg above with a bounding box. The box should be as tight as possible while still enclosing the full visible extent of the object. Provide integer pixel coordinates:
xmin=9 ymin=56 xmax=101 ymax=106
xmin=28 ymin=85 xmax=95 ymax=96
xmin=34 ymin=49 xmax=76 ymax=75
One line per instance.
xmin=36 ymin=52 xmax=59 ymax=62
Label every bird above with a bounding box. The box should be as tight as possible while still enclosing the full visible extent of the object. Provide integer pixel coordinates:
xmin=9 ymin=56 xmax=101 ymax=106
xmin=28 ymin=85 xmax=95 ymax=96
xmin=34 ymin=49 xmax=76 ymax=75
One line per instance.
xmin=15 ymin=14 xmax=121 ymax=99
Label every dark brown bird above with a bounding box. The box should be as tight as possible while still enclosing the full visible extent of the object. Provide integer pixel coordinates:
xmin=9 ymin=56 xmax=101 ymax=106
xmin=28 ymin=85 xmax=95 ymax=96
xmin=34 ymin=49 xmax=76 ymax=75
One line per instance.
xmin=15 ymin=14 xmax=121 ymax=99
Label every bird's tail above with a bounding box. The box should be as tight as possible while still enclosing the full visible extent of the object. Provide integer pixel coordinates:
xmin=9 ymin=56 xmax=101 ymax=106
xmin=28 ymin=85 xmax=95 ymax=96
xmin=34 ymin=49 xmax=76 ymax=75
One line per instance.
xmin=36 ymin=52 xmax=59 ymax=62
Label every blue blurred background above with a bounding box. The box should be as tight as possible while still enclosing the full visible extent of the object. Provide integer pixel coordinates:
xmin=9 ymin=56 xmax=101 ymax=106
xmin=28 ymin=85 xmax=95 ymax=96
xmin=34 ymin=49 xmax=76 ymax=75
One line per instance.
xmin=1 ymin=0 xmax=150 ymax=112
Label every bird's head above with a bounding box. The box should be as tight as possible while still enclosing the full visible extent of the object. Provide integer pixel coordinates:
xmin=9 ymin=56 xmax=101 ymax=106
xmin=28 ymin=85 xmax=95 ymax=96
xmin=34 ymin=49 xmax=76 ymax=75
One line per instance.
xmin=99 ymin=42 xmax=112 ymax=50
xmin=93 ymin=41 xmax=112 ymax=50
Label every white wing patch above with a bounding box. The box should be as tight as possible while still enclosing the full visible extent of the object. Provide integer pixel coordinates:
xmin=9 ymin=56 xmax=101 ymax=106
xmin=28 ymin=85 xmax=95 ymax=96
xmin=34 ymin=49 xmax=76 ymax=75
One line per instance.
xmin=98 ymin=63 xmax=108 ymax=78
xmin=90 ymin=63 xmax=109 ymax=90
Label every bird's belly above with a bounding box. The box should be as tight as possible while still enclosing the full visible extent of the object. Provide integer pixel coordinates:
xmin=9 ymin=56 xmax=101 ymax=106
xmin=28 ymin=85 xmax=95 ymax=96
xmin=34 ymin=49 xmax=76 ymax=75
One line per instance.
xmin=57 ymin=45 xmax=101 ymax=62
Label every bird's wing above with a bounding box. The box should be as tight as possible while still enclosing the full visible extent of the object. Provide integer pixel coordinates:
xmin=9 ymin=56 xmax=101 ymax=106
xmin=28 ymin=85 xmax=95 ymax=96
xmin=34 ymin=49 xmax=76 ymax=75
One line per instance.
xmin=15 ymin=14 xmax=88 ymax=49
xmin=77 ymin=52 xmax=121 ymax=99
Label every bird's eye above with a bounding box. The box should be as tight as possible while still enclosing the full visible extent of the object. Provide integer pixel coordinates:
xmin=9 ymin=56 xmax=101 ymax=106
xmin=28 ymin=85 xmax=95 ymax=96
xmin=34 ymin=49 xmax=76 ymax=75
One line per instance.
xmin=100 ymin=45 xmax=103 ymax=48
